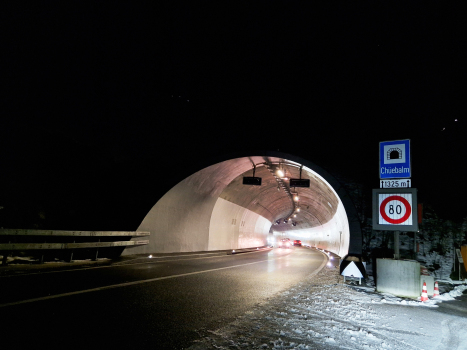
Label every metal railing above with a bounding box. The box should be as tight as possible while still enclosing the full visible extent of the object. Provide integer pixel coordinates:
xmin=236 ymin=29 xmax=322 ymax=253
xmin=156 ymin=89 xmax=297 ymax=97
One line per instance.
xmin=0 ymin=229 xmax=150 ymax=265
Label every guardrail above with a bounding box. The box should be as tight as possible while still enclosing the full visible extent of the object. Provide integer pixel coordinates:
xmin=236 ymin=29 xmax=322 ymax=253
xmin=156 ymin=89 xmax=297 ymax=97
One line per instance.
xmin=0 ymin=230 xmax=150 ymax=265
xmin=0 ymin=229 xmax=150 ymax=237
xmin=0 ymin=240 xmax=149 ymax=250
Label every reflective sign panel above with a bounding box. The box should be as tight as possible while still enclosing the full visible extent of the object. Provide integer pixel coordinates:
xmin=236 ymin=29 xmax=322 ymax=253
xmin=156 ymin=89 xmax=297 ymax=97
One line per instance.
xmin=378 ymin=193 xmax=413 ymax=225
xmin=372 ymin=188 xmax=418 ymax=232
xmin=379 ymin=139 xmax=411 ymax=179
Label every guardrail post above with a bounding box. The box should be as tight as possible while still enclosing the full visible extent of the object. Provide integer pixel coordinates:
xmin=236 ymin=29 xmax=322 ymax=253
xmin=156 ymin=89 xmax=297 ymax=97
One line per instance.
xmin=2 ymin=252 xmax=8 ymax=266
xmin=39 ymin=238 xmax=47 ymax=264
xmin=69 ymin=240 xmax=75 ymax=262
xmin=92 ymin=239 xmax=100 ymax=261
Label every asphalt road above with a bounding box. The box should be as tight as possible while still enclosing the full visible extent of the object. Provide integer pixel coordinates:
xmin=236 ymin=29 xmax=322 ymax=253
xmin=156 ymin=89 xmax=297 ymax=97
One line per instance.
xmin=0 ymin=247 xmax=326 ymax=349
xmin=431 ymin=289 xmax=467 ymax=318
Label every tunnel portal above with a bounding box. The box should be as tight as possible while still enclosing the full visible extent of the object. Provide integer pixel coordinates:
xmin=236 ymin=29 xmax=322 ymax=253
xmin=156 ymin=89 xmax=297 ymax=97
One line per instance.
xmin=124 ymin=152 xmax=362 ymax=258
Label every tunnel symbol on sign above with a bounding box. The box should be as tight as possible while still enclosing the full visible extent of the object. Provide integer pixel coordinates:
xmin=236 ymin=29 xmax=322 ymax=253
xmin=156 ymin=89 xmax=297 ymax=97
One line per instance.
xmin=387 ymin=147 xmax=402 ymax=160
xmin=383 ymin=144 xmax=406 ymax=164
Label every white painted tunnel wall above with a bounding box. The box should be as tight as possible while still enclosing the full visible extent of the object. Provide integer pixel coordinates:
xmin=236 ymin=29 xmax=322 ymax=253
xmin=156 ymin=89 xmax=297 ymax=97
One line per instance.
xmin=129 ymin=179 xmax=216 ymax=254
xmin=272 ymin=202 xmax=350 ymax=258
xmin=127 ymin=163 xmax=233 ymax=254
xmin=208 ymin=197 xmax=270 ymax=250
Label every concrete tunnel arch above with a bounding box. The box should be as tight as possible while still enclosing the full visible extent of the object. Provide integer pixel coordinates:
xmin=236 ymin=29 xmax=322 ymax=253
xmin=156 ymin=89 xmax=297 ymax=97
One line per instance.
xmin=124 ymin=151 xmax=362 ymax=258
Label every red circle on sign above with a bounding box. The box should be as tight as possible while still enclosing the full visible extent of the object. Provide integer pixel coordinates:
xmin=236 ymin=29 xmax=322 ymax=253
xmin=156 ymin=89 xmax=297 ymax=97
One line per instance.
xmin=380 ymin=195 xmax=411 ymax=224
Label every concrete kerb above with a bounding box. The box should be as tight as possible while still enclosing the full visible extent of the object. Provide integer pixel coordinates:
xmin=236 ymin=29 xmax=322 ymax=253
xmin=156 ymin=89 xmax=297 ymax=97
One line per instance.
xmin=228 ymin=246 xmax=273 ymax=255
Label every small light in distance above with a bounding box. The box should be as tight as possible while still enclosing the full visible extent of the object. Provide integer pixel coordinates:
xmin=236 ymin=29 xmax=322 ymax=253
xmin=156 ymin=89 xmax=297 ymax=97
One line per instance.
xmin=148 ymin=255 xmax=153 ymax=259
xmin=330 ymin=256 xmax=333 ymax=260
xmin=327 ymin=262 xmax=333 ymax=267
xmin=276 ymin=169 xmax=284 ymax=177
xmin=232 ymin=250 xmax=235 ymax=253
xmin=294 ymin=195 xmax=299 ymax=201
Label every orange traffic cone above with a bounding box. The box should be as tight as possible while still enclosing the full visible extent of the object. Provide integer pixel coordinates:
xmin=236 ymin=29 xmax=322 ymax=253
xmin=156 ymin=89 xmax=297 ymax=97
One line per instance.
xmin=433 ymin=281 xmax=440 ymax=297
xmin=421 ymin=282 xmax=429 ymax=302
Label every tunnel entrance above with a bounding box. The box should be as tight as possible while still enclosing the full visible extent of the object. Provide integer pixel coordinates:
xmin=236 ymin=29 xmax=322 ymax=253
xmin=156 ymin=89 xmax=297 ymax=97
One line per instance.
xmin=123 ymin=151 xmax=362 ymax=258
xmin=388 ymin=148 xmax=403 ymax=160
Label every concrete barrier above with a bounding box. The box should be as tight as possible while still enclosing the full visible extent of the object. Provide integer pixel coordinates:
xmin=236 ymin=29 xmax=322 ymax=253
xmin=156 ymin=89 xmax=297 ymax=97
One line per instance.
xmin=376 ymin=259 xmax=421 ymax=298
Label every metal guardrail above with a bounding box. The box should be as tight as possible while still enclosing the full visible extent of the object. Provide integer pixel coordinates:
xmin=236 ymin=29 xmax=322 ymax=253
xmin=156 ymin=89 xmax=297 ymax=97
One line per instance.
xmin=0 ymin=240 xmax=149 ymax=250
xmin=0 ymin=230 xmax=150 ymax=265
xmin=0 ymin=229 xmax=150 ymax=237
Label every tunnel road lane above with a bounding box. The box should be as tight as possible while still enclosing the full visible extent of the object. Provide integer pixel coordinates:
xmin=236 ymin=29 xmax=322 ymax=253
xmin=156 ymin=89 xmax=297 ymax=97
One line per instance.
xmin=0 ymin=247 xmax=327 ymax=349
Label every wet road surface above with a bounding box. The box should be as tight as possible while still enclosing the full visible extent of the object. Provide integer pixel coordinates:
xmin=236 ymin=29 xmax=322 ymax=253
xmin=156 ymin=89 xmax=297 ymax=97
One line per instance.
xmin=0 ymin=247 xmax=327 ymax=349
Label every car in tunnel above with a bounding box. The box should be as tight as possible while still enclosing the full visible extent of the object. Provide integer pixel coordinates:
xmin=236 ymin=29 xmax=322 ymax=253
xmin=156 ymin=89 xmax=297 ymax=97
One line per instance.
xmin=293 ymin=240 xmax=302 ymax=246
xmin=277 ymin=238 xmax=291 ymax=249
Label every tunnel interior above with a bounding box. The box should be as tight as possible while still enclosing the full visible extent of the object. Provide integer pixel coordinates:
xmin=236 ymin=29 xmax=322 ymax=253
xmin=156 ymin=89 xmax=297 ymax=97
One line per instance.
xmin=124 ymin=154 xmax=352 ymax=258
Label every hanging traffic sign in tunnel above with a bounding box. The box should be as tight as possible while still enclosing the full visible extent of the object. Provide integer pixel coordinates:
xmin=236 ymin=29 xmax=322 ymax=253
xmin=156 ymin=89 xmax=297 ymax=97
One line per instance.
xmin=372 ymin=188 xmax=418 ymax=232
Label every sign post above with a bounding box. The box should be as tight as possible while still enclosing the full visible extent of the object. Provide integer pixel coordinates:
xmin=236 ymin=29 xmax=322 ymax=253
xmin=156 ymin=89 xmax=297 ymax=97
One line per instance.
xmin=456 ymin=249 xmax=464 ymax=281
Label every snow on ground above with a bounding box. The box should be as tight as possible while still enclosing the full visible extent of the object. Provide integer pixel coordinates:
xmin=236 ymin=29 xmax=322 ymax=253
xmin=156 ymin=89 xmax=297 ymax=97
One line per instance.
xmin=188 ymin=264 xmax=467 ymax=350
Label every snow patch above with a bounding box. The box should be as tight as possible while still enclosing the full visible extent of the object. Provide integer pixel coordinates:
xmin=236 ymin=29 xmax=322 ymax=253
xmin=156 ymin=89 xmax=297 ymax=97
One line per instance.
xmin=187 ymin=266 xmax=467 ymax=349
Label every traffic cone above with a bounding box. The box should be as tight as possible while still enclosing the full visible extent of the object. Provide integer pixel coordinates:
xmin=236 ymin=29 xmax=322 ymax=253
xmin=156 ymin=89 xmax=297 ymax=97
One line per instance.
xmin=420 ymin=282 xmax=429 ymax=302
xmin=433 ymin=281 xmax=440 ymax=297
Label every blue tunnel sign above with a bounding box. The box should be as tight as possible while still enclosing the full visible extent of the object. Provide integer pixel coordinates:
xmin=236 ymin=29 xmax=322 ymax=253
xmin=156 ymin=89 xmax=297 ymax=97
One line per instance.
xmin=379 ymin=139 xmax=411 ymax=179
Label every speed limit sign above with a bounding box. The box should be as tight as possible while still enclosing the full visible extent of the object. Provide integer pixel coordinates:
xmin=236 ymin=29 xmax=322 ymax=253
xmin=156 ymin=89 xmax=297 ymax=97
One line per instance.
xmin=372 ymin=188 xmax=418 ymax=231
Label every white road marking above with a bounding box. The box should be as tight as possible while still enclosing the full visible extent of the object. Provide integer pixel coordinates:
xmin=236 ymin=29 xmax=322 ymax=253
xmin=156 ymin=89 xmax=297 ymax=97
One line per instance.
xmin=0 ymin=251 xmax=317 ymax=308
xmin=0 ymin=249 xmax=274 ymax=277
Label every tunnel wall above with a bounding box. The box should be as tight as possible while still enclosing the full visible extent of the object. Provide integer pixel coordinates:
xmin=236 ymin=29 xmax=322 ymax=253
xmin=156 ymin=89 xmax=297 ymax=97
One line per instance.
xmin=130 ymin=179 xmax=214 ymax=253
xmin=128 ymin=164 xmax=230 ymax=254
xmin=208 ymin=197 xmax=270 ymax=250
xmin=272 ymin=202 xmax=350 ymax=257
xmin=125 ymin=157 xmax=270 ymax=255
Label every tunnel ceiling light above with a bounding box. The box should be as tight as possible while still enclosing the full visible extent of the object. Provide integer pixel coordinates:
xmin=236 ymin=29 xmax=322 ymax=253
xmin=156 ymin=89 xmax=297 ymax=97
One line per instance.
xmin=293 ymin=214 xmax=297 ymax=217
xmin=294 ymin=195 xmax=299 ymax=201
xmin=296 ymin=207 xmax=300 ymax=212
xmin=276 ymin=168 xmax=284 ymax=178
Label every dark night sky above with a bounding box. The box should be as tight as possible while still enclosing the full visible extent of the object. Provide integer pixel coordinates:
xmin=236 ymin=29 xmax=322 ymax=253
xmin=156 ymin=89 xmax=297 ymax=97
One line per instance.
xmin=2 ymin=3 xmax=467 ymax=230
